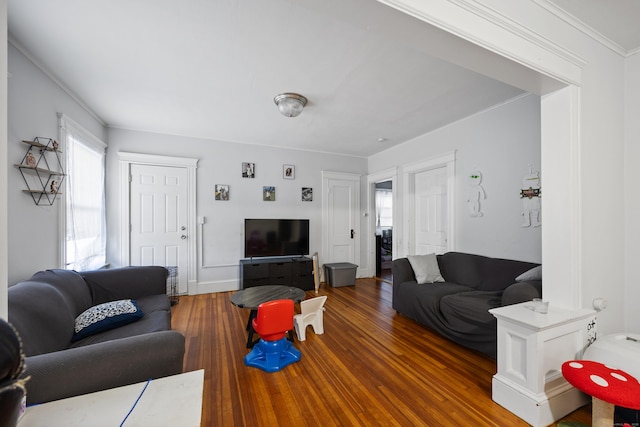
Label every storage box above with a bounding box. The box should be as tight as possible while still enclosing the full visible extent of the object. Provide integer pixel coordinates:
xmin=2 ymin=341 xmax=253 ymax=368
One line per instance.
xmin=324 ymin=263 xmax=358 ymax=287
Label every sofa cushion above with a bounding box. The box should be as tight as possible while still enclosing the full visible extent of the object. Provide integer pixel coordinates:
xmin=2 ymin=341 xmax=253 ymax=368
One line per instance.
xmin=72 ymin=299 xmax=144 ymax=342
xmin=407 ymin=254 xmax=444 ymax=283
xmin=394 ymin=281 xmax=475 ymax=321
xmin=437 ymin=252 xmax=484 ymax=288
xmin=81 ymin=266 xmax=168 ymax=305
xmin=70 ymin=309 xmax=172 ymax=347
xmin=440 ymin=291 xmax=503 ymax=330
xmin=478 ymin=257 xmax=540 ymax=291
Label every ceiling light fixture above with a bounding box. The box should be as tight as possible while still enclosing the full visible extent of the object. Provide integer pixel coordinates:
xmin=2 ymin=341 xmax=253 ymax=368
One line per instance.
xmin=274 ymin=93 xmax=308 ymax=117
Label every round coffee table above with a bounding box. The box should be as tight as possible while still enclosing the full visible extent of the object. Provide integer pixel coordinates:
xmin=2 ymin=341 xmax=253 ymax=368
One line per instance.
xmin=230 ymin=285 xmax=306 ymax=348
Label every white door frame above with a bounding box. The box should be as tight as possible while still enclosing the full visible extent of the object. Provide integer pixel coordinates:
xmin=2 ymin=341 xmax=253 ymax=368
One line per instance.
xmin=402 ymin=151 xmax=456 ymax=258
xmin=119 ymin=152 xmax=198 ymax=295
xmin=365 ymin=167 xmax=398 ymax=278
xmin=321 ymin=171 xmax=361 ymax=273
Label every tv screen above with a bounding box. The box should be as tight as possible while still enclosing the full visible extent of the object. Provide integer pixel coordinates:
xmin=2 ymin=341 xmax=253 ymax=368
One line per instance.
xmin=244 ymin=219 xmax=310 ymax=258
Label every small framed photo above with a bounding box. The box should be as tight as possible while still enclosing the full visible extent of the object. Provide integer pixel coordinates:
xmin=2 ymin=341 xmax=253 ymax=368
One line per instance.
xmin=242 ymin=162 xmax=255 ymax=178
xmin=302 ymin=187 xmax=313 ymax=202
xmin=283 ymin=164 xmax=295 ymax=180
xmin=215 ymin=184 xmax=229 ymax=201
xmin=263 ymin=186 xmax=276 ymax=201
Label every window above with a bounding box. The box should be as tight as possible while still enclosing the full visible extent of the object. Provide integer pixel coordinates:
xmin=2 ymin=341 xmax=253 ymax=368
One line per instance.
xmin=59 ymin=114 xmax=106 ymax=271
xmin=375 ymin=188 xmax=393 ymax=228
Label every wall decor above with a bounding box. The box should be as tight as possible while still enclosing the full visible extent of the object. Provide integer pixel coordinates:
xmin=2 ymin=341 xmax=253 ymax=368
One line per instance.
xmin=283 ymin=164 xmax=295 ymax=180
xmin=242 ymin=162 xmax=255 ymax=178
xmin=302 ymin=187 xmax=312 ymax=201
xmin=520 ymin=166 xmax=541 ymax=227
xmin=263 ymin=186 xmax=276 ymax=201
xmin=466 ymin=169 xmax=486 ymax=217
xmin=215 ymin=184 xmax=229 ymax=201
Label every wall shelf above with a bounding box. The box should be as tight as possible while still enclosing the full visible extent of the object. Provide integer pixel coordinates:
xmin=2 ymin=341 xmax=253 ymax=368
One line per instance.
xmin=15 ymin=137 xmax=66 ymax=206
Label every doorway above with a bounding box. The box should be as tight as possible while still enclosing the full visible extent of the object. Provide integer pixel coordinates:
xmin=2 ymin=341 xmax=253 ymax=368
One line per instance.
xmin=119 ymin=152 xmax=198 ymax=295
xmin=402 ymin=152 xmax=456 ymax=257
xmin=375 ymin=180 xmax=393 ymax=282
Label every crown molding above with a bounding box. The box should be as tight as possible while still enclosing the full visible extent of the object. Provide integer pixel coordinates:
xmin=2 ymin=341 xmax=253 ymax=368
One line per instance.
xmin=530 ymin=0 xmax=630 ymax=58
xmin=379 ymin=0 xmax=585 ymax=87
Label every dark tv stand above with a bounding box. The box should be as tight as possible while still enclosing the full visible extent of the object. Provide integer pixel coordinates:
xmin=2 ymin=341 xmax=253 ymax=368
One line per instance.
xmin=239 ymin=256 xmax=314 ymax=291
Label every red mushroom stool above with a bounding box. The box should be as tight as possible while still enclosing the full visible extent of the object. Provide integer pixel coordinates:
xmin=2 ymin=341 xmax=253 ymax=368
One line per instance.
xmin=562 ymin=360 xmax=640 ymax=427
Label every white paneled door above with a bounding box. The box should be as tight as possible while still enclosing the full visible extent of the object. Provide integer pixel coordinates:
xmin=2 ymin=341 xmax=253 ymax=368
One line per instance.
xmin=129 ymin=164 xmax=189 ymax=293
xmin=414 ymin=167 xmax=448 ymax=255
xmin=323 ymin=172 xmax=360 ymax=267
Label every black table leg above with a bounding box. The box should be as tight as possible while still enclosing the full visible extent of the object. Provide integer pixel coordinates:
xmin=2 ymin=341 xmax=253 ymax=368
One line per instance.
xmin=246 ymin=309 xmax=258 ymax=348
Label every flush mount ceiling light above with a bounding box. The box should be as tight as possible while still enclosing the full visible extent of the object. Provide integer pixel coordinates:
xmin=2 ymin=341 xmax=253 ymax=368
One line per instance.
xmin=274 ymin=93 xmax=308 ymax=117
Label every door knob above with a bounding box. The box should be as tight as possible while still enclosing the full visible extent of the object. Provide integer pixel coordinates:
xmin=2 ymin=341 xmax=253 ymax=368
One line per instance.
xmin=181 ymin=235 xmax=187 ymax=240
xmin=181 ymin=226 xmax=186 ymax=231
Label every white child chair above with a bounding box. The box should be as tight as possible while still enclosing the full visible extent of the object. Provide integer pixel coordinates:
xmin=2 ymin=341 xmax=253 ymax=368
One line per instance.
xmin=294 ymin=296 xmax=327 ymax=341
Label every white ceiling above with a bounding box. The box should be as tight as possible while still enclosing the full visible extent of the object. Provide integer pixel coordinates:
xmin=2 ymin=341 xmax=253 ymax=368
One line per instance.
xmin=7 ymin=1 xmax=639 ymax=158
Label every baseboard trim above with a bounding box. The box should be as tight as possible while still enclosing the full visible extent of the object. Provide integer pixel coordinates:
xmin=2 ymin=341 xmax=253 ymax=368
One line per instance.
xmin=492 ymin=375 xmax=589 ymax=427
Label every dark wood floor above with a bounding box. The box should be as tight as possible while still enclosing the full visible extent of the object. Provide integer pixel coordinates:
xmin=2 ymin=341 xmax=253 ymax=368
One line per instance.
xmin=171 ymin=277 xmax=591 ymax=426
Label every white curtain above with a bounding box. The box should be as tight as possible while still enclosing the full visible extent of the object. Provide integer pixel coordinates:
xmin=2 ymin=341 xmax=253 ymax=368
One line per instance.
xmin=375 ymin=189 xmax=393 ymax=229
xmin=60 ymin=114 xmax=106 ymax=271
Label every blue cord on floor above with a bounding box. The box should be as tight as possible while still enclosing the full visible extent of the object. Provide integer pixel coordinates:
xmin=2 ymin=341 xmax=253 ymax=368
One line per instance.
xmin=120 ymin=378 xmax=152 ymax=427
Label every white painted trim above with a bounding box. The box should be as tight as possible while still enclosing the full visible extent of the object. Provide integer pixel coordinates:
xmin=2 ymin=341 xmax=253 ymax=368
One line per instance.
xmin=321 ymin=171 xmax=362 ymax=275
xmin=530 ymin=0 xmax=629 ymax=57
xmin=378 ymin=0 xmax=584 ymax=87
xmin=118 ymin=152 xmax=199 ymax=295
xmin=401 ymin=151 xmax=456 ymax=258
xmin=366 ymin=168 xmax=398 ymax=278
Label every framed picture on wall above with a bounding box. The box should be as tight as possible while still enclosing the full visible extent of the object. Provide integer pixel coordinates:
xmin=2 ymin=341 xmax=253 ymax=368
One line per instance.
xmin=242 ymin=162 xmax=255 ymax=178
xmin=215 ymin=184 xmax=229 ymax=201
xmin=283 ymin=164 xmax=295 ymax=180
xmin=263 ymin=186 xmax=276 ymax=201
xmin=302 ymin=187 xmax=312 ymax=201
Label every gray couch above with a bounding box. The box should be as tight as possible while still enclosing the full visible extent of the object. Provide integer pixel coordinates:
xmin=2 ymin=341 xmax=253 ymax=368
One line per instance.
xmin=8 ymin=266 xmax=185 ymax=404
xmin=392 ymin=252 xmax=541 ymax=359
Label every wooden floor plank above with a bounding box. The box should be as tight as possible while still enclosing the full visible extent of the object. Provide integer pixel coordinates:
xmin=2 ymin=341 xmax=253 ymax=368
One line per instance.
xmin=171 ymin=278 xmax=591 ymax=426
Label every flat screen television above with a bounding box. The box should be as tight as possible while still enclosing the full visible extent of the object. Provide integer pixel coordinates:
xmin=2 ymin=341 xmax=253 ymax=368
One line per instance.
xmin=244 ymin=218 xmax=310 ymax=258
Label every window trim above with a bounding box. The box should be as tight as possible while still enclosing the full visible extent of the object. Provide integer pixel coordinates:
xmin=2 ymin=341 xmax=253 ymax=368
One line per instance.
xmin=58 ymin=113 xmax=107 ymax=270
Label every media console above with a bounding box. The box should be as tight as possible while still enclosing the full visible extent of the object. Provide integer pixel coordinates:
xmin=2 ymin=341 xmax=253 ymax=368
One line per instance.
xmin=239 ymin=256 xmax=314 ymax=291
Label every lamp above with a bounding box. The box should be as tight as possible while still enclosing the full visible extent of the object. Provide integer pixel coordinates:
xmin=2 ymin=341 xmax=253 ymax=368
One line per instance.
xmin=274 ymin=93 xmax=307 ymax=117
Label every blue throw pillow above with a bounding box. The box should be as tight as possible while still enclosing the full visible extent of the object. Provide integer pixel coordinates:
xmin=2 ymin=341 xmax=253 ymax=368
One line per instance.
xmin=72 ymin=299 xmax=144 ymax=342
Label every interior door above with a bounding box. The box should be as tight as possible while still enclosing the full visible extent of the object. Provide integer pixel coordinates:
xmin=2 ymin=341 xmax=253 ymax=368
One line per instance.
xmin=129 ymin=164 xmax=189 ymax=293
xmin=414 ymin=167 xmax=448 ymax=255
xmin=324 ymin=173 xmax=360 ymax=266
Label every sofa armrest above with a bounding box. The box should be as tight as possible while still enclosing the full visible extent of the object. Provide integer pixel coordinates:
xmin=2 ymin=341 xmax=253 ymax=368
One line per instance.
xmin=501 ymin=280 xmax=542 ymax=306
xmin=392 ymin=258 xmax=416 ymax=309
xmin=81 ymin=266 xmax=169 ymax=304
xmin=22 ymin=330 xmax=185 ymax=405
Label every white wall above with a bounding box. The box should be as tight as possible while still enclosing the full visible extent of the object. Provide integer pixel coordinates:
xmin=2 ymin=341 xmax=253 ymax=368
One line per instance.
xmin=624 ymin=51 xmax=640 ymax=330
xmin=0 ymin=0 xmax=8 ymax=318
xmin=105 ymin=128 xmax=368 ymax=293
xmin=6 ymin=44 xmax=106 ymax=285
xmin=369 ymin=94 xmax=541 ymax=263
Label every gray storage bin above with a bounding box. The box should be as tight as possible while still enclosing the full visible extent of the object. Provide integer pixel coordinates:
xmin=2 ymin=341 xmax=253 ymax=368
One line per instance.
xmin=324 ymin=262 xmax=358 ymax=287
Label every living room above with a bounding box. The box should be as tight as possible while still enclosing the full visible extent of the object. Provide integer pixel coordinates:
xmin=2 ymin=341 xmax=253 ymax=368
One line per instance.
xmin=1 ymin=0 xmax=640 ymax=425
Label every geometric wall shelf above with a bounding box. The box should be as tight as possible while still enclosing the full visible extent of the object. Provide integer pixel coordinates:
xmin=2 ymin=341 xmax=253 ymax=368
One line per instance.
xmin=14 ymin=137 xmax=66 ymax=206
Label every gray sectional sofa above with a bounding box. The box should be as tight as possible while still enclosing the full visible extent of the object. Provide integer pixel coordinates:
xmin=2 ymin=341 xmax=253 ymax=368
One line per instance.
xmin=392 ymin=251 xmax=541 ymax=359
xmin=8 ymin=266 xmax=185 ymax=404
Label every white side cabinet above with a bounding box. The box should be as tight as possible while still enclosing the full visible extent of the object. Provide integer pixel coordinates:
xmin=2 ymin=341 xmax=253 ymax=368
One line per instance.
xmin=489 ymin=302 xmax=596 ymax=427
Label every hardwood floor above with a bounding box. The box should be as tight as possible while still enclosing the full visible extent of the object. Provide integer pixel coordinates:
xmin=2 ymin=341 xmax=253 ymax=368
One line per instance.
xmin=171 ymin=278 xmax=591 ymax=426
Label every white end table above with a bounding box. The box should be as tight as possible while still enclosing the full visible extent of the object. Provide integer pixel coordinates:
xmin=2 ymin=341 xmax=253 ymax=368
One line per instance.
xmin=490 ymin=302 xmax=596 ymax=427
xmin=20 ymin=369 xmax=204 ymax=427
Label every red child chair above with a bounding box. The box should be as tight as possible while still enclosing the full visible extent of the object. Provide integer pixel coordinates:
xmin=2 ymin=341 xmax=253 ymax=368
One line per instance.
xmin=244 ymin=299 xmax=301 ymax=372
